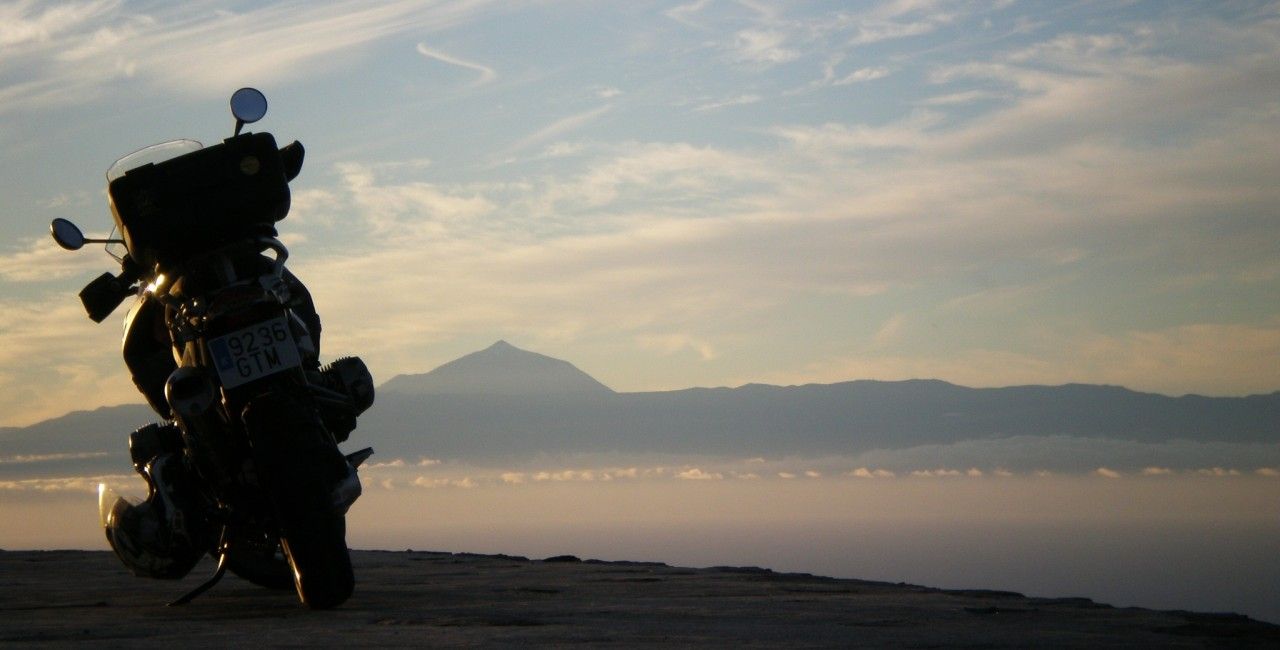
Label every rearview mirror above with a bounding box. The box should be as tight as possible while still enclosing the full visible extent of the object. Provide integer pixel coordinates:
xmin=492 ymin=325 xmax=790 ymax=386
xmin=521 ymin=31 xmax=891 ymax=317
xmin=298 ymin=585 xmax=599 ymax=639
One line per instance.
xmin=230 ymin=87 xmax=268 ymax=136
xmin=51 ymin=218 xmax=86 ymax=251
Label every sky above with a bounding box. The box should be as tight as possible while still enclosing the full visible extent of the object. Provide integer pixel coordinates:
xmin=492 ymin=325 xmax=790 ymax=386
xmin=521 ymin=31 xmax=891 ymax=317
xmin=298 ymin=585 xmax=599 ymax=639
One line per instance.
xmin=2 ymin=0 xmax=1279 ymax=427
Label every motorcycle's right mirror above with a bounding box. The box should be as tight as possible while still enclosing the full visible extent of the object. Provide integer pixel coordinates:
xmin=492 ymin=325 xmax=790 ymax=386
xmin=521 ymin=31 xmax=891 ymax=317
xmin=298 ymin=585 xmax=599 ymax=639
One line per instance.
xmin=51 ymin=218 xmax=86 ymax=251
xmin=230 ymin=87 xmax=268 ymax=136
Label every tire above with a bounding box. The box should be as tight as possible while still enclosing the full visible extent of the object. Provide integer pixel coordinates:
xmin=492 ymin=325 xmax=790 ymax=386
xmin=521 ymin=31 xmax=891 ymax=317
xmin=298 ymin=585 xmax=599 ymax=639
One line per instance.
xmin=280 ymin=514 xmax=354 ymax=609
xmin=242 ymin=391 xmax=356 ymax=609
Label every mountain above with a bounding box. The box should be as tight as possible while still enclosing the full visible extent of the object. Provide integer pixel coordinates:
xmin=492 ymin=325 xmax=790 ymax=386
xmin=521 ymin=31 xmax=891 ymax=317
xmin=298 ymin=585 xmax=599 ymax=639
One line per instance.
xmin=379 ymin=340 xmax=614 ymax=396
xmin=4 ymin=342 xmax=1278 ymax=475
xmin=359 ymin=376 xmax=1279 ymax=461
xmin=0 ymin=403 xmax=155 ymax=479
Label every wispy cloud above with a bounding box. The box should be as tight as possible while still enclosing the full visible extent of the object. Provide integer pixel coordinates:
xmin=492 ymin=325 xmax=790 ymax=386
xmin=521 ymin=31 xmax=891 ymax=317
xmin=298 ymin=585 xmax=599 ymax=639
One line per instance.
xmin=847 ymin=467 xmax=896 ymax=479
xmin=416 ymin=42 xmax=496 ymax=86
xmin=677 ymin=467 xmax=723 ymax=480
xmin=694 ymin=94 xmax=761 ymax=112
xmin=497 ymin=105 xmax=612 ymax=160
xmin=0 ymin=0 xmax=120 ymax=49
xmin=0 ymin=237 xmax=108 ymax=283
xmin=0 ymin=0 xmax=502 ymax=113
xmin=663 ymin=0 xmax=712 ymax=29
xmin=412 ymin=476 xmax=477 ymax=489
xmin=0 ymin=295 xmax=136 ymax=426
xmin=0 ymin=452 xmax=108 ymax=465
xmin=0 ymin=473 xmax=131 ymax=492
xmin=730 ymin=29 xmax=799 ymax=65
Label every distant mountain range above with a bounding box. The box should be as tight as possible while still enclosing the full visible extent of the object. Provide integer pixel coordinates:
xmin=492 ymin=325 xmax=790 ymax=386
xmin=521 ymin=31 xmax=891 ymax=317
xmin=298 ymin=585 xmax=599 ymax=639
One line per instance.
xmin=3 ymin=341 xmax=1277 ymax=475
xmin=363 ymin=342 xmax=1278 ymax=459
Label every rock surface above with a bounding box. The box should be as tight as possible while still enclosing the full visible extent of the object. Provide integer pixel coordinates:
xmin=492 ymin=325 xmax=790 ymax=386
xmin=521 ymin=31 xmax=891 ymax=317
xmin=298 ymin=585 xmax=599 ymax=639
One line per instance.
xmin=1 ymin=550 xmax=1277 ymax=647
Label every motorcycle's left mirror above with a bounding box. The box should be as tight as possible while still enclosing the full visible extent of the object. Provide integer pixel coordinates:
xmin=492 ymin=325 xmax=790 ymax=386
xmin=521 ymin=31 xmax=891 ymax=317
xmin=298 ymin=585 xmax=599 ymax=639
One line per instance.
xmin=50 ymin=218 xmax=86 ymax=251
xmin=230 ymin=87 xmax=267 ymax=135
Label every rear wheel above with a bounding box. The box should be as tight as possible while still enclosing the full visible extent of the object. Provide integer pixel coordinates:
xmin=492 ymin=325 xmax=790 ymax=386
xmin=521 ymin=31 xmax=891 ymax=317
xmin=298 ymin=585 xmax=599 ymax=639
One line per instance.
xmin=280 ymin=514 xmax=353 ymax=609
xmin=243 ymin=391 xmax=355 ymax=609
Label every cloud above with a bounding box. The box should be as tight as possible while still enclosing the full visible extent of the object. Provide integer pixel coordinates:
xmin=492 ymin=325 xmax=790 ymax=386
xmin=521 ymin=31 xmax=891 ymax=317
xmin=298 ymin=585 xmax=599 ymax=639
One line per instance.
xmin=498 ymin=105 xmax=612 ymax=160
xmin=1195 ymin=467 xmax=1242 ymax=477
xmin=694 ymin=94 xmax=762 ymax=112
xmin=664 ymin=0 xmax=712 ymax=29
xmin=760 ymin=320 xmax=1280 ymax=399
xmin=0 ymin=1 xmax=502 ymax=112
xmin=1095 ymin=468 xmax=1121 ymax=479
xmin=917 ymin=89 xmax=1002 ymax=106
xmin=335 ymin=161 xmax=496 ymax=233
xmin=0 ymin=452 xmax=109 ymax=465
xmin=1141 ymin=467 xmax=1174 ymax=476
xmin=0 ymin=237 xmax=112 ymax=283
xmin=412 ymin=476 xmax=477 ymax=489
xmin=834 ymin=66 xmax=889 ymax=86
xmin=635 ymin=333 xmax=716 ymax=361
xmin=0 ymin=473 xmax=131 ymax=492
xmin=847 ymin=467 xmax=895 ymax=479
xmin=842 ymin=436 xmax=1280 ymax=475
xmin=872 ymin=313 xmax=907 ymax=348
xmin=292 ymin=85 xmax=1280 ymax=394
xmin=910 ymin=469 xmax=964 ymax=478
xmin=0 ymin=0 xmax=119 ymax=49
xmin=730 ymin=29 xmax=799 ymax=65
xmin=677 ymin=468 xmax=723 ymax=480
xmin=416 ymin=42 xmax=496 ymax=86
xmin=0 ymin=295 xmax=137 ymax=426
xmin=531 ymin=469 xmax=609 ymax=482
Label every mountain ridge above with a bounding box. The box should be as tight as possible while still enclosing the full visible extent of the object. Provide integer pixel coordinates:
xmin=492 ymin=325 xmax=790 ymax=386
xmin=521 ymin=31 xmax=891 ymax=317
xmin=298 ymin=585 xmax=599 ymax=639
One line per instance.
xmin=4 ymin=342 xmax=1277 ymax=472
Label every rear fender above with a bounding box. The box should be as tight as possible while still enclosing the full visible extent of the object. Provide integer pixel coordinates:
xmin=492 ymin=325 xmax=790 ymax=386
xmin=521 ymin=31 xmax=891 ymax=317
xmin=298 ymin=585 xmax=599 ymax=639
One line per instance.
xmin=240 ymin=391 xmax=350 ymax=522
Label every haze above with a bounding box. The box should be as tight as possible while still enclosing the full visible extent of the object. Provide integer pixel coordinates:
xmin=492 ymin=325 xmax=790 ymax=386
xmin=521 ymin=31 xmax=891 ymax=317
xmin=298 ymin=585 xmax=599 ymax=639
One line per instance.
xmin=5 ymin=465 xmax=1277 ymax=623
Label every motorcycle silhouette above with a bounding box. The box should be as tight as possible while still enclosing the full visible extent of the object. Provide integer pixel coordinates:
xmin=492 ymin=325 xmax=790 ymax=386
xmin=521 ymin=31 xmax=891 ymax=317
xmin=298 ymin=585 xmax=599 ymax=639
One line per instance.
xmin=50 ymin=88 xmax=374 ymax=609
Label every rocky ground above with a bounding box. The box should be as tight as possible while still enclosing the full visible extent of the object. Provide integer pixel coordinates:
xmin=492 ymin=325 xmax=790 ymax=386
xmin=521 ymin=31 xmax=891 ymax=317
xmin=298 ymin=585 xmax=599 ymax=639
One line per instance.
xmin=1 ymin=550 xmax=1277 ymax=647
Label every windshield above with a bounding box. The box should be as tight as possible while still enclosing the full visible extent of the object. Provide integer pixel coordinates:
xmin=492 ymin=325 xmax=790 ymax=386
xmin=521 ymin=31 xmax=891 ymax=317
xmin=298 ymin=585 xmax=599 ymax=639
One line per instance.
xmin=104 ymin=139 xmax=203 ymax=261
xmin=106 ymin=139 xmax=203 ymax=182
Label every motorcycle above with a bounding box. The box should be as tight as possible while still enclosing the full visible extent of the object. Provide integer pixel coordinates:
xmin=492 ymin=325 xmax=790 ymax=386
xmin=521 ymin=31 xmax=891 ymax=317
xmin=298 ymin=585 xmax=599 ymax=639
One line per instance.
xmin=49 ymin=88 xmax=375 ymax=609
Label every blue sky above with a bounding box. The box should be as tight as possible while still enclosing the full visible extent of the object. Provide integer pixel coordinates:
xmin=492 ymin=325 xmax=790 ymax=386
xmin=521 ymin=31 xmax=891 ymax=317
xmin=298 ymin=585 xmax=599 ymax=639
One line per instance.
xmin=1 ymin=0 xmax=1279 ymax=426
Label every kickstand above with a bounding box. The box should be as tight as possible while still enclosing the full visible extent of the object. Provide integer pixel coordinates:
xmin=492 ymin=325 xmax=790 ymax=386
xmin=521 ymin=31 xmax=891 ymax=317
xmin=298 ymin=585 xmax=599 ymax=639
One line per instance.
xmin=169 ymin=528 xmax=230 ymax=607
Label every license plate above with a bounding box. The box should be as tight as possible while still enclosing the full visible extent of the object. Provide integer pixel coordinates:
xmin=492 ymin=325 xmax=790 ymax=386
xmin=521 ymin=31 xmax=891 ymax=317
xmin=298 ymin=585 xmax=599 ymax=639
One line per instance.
xmin=207 ymin=316 xmax=302 ymax=389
